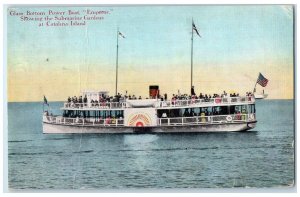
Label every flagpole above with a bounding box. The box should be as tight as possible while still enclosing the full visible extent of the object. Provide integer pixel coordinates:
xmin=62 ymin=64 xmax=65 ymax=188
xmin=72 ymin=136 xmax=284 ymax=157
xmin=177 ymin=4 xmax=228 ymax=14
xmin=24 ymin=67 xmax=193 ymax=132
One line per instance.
xmin=253 ymin=73 xmax=259 ymax=93
xmin=191 ymin=19 xmax=194 ymax=92
xmin=43 ymin=95 xmax=45 ymax=112
xmin=115 ymin=27 xmax=119 ymax=96
xmin=253 ymin=82 xmax=258 ymax=93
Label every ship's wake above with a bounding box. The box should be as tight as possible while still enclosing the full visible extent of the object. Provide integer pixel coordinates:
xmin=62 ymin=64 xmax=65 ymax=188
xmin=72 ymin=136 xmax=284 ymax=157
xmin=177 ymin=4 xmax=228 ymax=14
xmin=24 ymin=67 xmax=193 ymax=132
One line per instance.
xmin=123 ymin=134 xmax=159 ymax=149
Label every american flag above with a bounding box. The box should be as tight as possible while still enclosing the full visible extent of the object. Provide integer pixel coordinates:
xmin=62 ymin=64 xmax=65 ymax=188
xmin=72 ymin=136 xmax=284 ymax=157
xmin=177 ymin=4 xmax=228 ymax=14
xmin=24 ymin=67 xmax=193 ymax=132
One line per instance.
xmin=257 ymin=73 xmax=269 ymax=87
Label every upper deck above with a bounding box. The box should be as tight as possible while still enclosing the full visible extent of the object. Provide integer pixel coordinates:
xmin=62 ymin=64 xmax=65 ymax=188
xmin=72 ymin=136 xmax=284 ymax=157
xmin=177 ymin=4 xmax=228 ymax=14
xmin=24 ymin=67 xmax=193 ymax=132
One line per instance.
xmin=61 ymin=96 xmax=255 ymax=110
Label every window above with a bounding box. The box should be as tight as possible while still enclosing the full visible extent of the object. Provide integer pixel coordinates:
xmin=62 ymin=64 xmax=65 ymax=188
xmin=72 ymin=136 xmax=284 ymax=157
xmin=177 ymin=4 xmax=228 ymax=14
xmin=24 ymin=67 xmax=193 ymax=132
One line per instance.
xmin=241 ymin=105 xmax=248 ymax=113
xmin=249 ymin=104 xmax=255 ymax=113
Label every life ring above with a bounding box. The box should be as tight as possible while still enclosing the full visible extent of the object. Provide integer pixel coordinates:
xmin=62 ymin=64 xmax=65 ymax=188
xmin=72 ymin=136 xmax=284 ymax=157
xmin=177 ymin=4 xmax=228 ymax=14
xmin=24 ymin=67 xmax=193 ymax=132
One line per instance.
xmin=226 ymin=115 xmax=233 ymax=122
xmin=249 ymin=114 xmax=255 ymax=120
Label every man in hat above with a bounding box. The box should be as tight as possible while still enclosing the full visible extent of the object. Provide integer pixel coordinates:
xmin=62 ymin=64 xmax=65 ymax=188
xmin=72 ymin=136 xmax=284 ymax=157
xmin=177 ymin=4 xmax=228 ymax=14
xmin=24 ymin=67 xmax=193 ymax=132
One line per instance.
xmin=191 ymin=86 xmax=196 ymax=96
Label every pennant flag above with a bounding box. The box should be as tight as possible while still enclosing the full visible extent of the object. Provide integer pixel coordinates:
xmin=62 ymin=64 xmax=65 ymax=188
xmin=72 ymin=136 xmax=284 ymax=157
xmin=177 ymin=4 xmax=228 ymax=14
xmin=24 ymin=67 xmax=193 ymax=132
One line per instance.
xmin=192 ymin=21 xmax=201 ymax=37
xmin=257 ymin=73 xmax=269 ymax=87
xmin=118 ymin=31 xmax=126 ymax=38
xmin=43 ymin=95 xmax=49 ymax=106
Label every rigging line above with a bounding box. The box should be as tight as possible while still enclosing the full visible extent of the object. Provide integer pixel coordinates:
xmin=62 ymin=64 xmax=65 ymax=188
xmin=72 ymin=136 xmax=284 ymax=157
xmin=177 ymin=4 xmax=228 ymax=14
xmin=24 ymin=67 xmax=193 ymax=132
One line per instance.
xmin=85 ymin=24 xmax=90 ymax=89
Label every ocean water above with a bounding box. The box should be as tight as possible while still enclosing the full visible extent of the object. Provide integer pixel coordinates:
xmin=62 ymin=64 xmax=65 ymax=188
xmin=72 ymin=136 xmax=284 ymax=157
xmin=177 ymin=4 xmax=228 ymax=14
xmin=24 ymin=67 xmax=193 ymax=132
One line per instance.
xmin=7 ymin=100 xmax=294 ymax=190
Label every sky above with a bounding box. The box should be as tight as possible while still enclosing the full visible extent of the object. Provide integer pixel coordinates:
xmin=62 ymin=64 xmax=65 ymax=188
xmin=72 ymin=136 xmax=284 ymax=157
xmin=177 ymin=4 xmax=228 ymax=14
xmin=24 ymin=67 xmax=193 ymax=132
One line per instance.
xmin=7 ymin=5 xmax=294 ymax=102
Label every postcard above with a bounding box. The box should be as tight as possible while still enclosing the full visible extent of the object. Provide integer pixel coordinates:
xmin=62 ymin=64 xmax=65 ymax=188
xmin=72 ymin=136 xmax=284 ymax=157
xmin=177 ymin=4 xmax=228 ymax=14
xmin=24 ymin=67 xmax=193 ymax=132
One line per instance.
xmin=5 ymin=5 xmax=295 ymax=191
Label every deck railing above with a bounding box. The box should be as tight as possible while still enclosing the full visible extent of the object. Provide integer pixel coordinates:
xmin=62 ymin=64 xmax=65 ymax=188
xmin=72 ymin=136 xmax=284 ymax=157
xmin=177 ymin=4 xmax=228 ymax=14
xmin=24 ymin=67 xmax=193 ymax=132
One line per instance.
xmin=157 ymin=96 xmax=254 ymax=108
xmin=62 ymin=96 xmax=255 ymax=110
xmin=43 ymin=116 xmax=124 ymax=127
xmin=63 ymin=102 xmax=127 ymax=109
xmin=157 ymin=113 xmax=256 ymax=126
xmin=43 ymin=113 xmax=255 ymax=127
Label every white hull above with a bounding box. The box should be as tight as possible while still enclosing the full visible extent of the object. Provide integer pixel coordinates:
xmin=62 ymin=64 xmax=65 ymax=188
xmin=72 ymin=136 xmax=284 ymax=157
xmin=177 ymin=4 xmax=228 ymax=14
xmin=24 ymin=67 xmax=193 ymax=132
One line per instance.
xmin=43 ymin=121 xmax=256 ymax=134
xmin=254 ymin=94 xmax=268 ymax=99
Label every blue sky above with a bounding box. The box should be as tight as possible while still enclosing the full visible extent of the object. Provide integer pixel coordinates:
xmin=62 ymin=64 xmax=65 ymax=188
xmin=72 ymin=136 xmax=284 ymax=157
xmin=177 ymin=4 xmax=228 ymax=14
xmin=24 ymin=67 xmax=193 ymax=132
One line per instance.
xmin=7 ymin=5 xmax=294 ymax=101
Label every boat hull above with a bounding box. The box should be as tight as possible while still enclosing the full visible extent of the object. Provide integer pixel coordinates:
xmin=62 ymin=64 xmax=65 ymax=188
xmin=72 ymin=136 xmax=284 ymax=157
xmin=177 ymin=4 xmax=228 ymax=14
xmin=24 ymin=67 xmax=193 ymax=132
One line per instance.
xmin=43 ymin=121 xmax=257 ymax=134
xmin=254 ymin=94 xmax=268 ymax=99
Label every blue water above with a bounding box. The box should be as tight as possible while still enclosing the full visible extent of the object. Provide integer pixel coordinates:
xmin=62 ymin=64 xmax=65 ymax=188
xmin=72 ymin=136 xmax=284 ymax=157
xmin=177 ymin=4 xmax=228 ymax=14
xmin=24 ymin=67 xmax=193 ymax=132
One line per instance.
xmin=7 ymin=100 xmax=294 ymax=190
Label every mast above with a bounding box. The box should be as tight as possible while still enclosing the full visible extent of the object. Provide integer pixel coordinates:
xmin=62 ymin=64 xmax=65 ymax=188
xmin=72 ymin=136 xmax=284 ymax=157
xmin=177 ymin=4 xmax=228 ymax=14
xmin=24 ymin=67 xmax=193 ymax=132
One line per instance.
xmin=191 ymin=19 xmax=194 ymax=91
xmin=115 ymin=28 xmax=119 ymax=96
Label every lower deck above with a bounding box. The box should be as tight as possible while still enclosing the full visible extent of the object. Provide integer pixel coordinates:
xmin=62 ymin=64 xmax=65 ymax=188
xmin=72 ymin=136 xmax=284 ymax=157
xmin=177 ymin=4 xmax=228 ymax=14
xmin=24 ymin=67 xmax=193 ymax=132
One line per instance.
xmin=43 ymin=113 xmax=257 ymax=133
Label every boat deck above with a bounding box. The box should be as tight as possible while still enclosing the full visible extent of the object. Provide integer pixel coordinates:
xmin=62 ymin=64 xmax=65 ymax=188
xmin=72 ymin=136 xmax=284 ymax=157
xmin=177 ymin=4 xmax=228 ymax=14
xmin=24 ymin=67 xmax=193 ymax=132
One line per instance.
xmin=43 ymin=113 xmax=256 ymax=127
xmin=61 ymin=96 xmax=255 ymax=110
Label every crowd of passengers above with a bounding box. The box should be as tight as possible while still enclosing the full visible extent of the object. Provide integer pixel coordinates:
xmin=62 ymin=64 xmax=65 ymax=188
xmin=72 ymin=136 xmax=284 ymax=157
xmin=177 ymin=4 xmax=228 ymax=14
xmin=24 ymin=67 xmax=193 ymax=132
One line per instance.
xmin=65 ymin=90 xmax=254 ymax=105
xmin=66 ymin=93 xmax=140 ymax=105
xmin=159 ymin=107 xmax=248 ymax=119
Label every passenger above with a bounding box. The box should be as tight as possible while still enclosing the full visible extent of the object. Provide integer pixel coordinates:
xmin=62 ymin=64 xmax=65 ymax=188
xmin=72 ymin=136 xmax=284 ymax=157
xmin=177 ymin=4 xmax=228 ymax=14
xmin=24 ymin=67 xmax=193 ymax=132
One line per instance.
xmin=188 ymin=109 xmax=195 ymax=117
xmin=183 ymin=109 xmax=189 ymax=117
xmin=205 ymin=109 xmax=208 ymax=116
xmin=199 ymin=93 xmax=203 ymax=99
xmin=100 ymin=99 xmax=106 ymax=108
xmin=191 ymin=95 xmax=196 ymax=104
xmin=91 ymin=99 xmax=94 ymax=107
xmin=204 ymin=94 xmax=209 ymax=102
xmin=105 ymin=116 xmax=111 ymax=125
xmin=171 ymin=96 xmax=176 ymax=106
xmin=111 ymin=117 xmax=116 ymax=124
xmin=79 ymin=96 xmax=83 ymax=108
xmin=236 ymin=110 xmax=241 ymax=120
xmin=200 ymin=112 xmax=206 ymax=122
xmin=162 ymin=113 xmax=167 ymax=118
xmin=191 ymin=86 xmax=196 ymax=96
xmin=241 ymin=108 xmax=246 ymax=120
xmin=215 ymin=95 xmax=221 ymax=104
xmin=164 ymin=93 xmax=167 ymax=100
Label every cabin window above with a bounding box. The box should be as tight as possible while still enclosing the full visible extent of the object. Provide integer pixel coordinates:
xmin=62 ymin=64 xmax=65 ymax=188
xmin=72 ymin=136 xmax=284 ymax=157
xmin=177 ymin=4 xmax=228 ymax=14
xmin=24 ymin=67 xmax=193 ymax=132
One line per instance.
xmin=200 ymin=107 xmax=207 ymax=114
xmin=183 ymin=108 xmax=191 ymax=117
xmin=211 ymin=106 xmax=228 ymax=115
xmin=116 ymin=110 xmax=124 ymax=118
xmin=229 ymin=106 xmax=236 ymax=114
xmin=249 ymin=104 xmax=255 ymax=113
xmin=157 ymin=109 xmax=169 ymax=118
xmin=193 ymin=108 xmax=200 ymax=115
xmin=242 ymin=105 xmax=248 ymax=113
xmin=169 ymin=109 xmax=180 ymax=117
xmin=200 ymin=107 xmax=213 ymax=116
